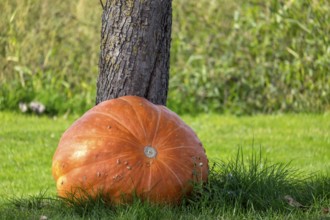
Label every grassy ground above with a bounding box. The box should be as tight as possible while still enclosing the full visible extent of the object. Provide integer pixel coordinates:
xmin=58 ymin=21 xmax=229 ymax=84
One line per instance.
xmin=0 ymin=112 xmax=329 ymax=219
xmin=185 ymin=113 xmax=330 ymax=173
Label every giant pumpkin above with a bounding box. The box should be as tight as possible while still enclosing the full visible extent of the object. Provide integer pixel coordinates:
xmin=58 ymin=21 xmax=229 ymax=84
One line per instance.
xmin=52 ymin=96 xmax=208 ymax=204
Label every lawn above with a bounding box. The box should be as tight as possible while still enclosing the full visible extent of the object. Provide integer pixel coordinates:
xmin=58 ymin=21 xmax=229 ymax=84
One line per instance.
xmin=0 ymin=111 xmax=329 ymax=219
xmin=1 ymin=0 xmax=329 ymax=218
xmin=185 ymin=113 xmax=330 ymax=173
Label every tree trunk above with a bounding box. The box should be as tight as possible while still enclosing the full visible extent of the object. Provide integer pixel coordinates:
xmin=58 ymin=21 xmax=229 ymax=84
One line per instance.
xmin=96 ymin=0 xmax=172 ymax=106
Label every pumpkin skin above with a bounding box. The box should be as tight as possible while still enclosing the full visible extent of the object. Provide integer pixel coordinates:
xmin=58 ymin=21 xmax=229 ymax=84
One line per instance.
xmin=52 ymin=96 xmax=208 ymax=204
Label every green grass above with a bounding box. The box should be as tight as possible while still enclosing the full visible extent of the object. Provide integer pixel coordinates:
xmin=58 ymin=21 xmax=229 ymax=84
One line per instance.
xmin=185 ymin=113 xmax=330 ymax=173
xmin=1 ymin=0 xmax=329 ymax=217
xmin=0 ymin=113 xmax=72 ymax=198
xmin=0 ymin=112 xmax=329 ymax=219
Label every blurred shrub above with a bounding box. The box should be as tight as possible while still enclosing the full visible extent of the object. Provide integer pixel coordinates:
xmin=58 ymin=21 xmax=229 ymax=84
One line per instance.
xmin=0 ymin=0 xmax=329 ymax=115
xmin=0 ymin=0 xmax=99 ymax=114
xmin=168 ymin=0 xmax=330 ymax=114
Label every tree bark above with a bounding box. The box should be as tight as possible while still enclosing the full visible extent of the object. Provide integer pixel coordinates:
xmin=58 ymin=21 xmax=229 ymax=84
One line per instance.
xmin=96 ymin=0 xmax=172 ymax=106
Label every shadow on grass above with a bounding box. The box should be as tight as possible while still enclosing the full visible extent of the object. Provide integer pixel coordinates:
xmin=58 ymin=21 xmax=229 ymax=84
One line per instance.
xmin=1 ymin=149 xmax=329 ymax=219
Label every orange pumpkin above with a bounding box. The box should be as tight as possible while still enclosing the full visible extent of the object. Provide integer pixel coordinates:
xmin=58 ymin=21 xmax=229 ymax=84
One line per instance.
xmin=52 ymin=96 xmax=208 ymax=204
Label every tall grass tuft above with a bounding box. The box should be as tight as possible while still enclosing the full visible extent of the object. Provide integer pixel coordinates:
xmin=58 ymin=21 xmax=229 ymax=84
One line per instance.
xmin=188 ymin=149 xmax=316 ymax=211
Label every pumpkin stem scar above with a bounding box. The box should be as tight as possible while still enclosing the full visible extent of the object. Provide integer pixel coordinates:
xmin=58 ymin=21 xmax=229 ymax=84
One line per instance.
xmin=144 ymin=146 xmax=157 ymax=158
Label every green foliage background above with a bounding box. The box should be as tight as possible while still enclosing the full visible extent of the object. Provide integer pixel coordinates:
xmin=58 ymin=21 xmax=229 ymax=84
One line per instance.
xmin=0 ymin=0 xmax=329 ymax=115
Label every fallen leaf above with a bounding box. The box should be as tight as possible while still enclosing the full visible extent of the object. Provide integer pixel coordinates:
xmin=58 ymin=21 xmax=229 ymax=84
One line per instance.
xmin=284 ymin=195 xmax=308 ymax=210
xmin=40 ymin=216 xmax=47 ymax=220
